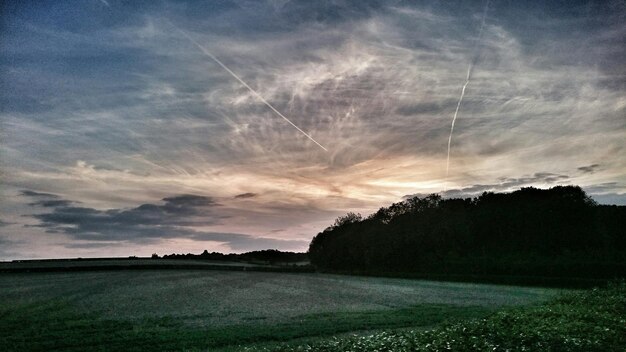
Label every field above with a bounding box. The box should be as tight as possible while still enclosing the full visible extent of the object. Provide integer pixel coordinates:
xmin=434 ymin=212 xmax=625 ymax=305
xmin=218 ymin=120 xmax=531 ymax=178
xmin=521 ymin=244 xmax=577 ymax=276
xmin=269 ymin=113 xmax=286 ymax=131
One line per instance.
xmin=248 ymin=282 xmax=626 ymax=352
xmin=0 ymin=258 xmax=287 ymax=270
xmin=0 ymin=268 xmax=561 ymax=351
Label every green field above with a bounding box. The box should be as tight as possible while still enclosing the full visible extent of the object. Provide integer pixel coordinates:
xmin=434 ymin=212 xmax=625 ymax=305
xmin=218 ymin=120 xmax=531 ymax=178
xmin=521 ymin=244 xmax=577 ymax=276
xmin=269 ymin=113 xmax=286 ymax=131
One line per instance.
xmin=0 ymin=258 xmax=269 ymax=270
xmin=0 ymin=269 xmax=562 ymax=351
xmin=247 ymin=282 xmax=626 ymax=352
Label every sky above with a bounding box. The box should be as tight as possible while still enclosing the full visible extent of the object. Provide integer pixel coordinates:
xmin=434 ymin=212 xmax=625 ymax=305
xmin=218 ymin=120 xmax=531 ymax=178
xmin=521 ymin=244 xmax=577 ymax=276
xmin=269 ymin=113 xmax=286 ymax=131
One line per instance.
xmin=0 ymin=0 xmax=624 ymax=260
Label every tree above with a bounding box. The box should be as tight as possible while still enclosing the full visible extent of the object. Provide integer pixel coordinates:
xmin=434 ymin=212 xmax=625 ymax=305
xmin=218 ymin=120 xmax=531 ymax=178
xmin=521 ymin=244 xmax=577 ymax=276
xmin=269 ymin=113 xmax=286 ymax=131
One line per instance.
xmin=330 ymin=212 xmax=362 ymax=230
xmin=307 ymin=186 xmax=624 ymax=279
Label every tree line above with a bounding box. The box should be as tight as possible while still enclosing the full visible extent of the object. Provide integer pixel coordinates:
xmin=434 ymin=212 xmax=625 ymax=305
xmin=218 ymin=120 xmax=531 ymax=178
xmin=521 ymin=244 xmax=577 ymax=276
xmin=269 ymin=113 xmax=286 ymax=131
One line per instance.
xmin=159 ymin=249 xmax=308 ymax=265
xmin=308 ymin=186 xmax=626 ymax=279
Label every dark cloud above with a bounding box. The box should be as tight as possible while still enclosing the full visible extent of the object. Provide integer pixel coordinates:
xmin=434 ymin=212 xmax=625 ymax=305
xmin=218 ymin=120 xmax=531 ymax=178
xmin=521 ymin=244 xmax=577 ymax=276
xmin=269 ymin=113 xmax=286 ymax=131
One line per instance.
xmin=583 ymin=182 xmax=619 ymax=193
xmin=234 ymin=192 xmax=257 ymax=199
xmin=455 ymin=173 xmax=569 ymax=195
xmin=0 ymin=220 xmax=14 ymax=227
xmin=404 ymin=172 xmax=571 ymax=199
xmin=29 ymin=194 xmax=222 ymax=240
xmin=578 ymin=164 xmax=600 ymax=174
xmin=404 ymin=178 xmax=626 ymax=207
xmin=162 ymin=194 xmax=217 ymax=207
xmin=29 ymin=200 xmax=75 ymax=208
xmin=528 ymin=173 xmax=570 ymax=183
xmin=23 ymin=192 xmax=304 ymax=250
xmin=22 ymin=190 xmax=75 ymax=209
xmin=20 ymin=190 xmax=59 ymax=198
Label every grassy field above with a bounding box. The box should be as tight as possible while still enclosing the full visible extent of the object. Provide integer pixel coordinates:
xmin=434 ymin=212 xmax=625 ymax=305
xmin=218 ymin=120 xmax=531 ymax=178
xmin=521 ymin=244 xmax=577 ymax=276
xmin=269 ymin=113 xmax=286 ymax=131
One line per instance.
xmin=0 ymin=258 xmax=269 ymax=270
xmin=244 ymin=282 xmax=626 ymax=352
xmin=0 ymin=269 xmax=561 ymax=351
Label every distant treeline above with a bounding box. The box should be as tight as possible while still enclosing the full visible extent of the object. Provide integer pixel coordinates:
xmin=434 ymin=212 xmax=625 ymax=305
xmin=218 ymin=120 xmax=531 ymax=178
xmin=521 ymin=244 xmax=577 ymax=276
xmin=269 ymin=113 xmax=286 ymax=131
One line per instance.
xmin=308 ymin=186 xmax=626 ymax=280
xmin=160 ymin=249 xmax=308 ymax=264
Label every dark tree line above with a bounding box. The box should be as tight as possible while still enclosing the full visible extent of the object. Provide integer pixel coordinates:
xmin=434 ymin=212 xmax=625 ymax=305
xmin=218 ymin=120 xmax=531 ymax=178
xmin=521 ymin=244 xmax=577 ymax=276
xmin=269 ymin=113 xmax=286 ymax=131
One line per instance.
xmin=308 ymin=186 xmax=626 ymax=279
xmin=160 ymin=249 xmax=308 ymax=265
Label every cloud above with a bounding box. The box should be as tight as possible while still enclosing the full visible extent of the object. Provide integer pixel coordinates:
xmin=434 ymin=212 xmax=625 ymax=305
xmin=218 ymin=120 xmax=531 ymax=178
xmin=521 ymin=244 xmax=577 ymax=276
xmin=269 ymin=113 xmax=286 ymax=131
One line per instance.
xmin=20 ymin=190 xmax=60 ymax=198
xmin=583 ymin=182 xmax=620 ymax=193
xmin=459 ymin=172 xmax=570 ymax=195
xmin=21 ymin=190 xmax=306 ymax=250
xmin=28 ymin=193 xmax=222 ymax=239
xmin=578 ymin=164 xmax=601 ymax=174
xmin=404 ymin=172 xmax=571 ymax=199
xmin=394 ymin=101 xmax=451 ymax=116
xmin=20 ymin=190 xmax=77 ymax=211
xmin=402 ymin=176 xmax=626 ymax=207
xmin=1 ymin=1 xmax=625 ymax=258
xmin=29 ymin=200 xmax=75 ymax=207
xmin=64 ymin=242 xmax=121 ymax=249
xmin=234 ymin=192 xmax=257 ymax=199
xmin=0 ymin=236 xmax=21 ymax=259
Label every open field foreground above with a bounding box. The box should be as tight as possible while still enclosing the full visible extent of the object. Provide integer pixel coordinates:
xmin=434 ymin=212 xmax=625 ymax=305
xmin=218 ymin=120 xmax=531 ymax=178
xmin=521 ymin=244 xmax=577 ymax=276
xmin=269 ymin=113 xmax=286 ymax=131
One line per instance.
xmin=0 ymin=259 xmax=277 ymax=272
xmin=245 ymin=282 xmax=626 ymax=352
xmin=0 ymin=270 xmax=560 ymax=351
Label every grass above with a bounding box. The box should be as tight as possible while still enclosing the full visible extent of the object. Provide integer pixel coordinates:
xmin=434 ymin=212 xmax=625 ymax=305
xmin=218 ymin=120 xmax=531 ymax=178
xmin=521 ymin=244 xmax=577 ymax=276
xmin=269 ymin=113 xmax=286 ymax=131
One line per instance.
xmin=0 ymin=270 xmax=562 ymax=351
xmin=0 ymin=301 xmax=490 ymax=351
xmin=0 ymin=258 xmax=266 ymax=270
xmin=0 ymin=271 xmax=558 ymax=325
xmin=245 ymin=281 xmax=626 ymax=352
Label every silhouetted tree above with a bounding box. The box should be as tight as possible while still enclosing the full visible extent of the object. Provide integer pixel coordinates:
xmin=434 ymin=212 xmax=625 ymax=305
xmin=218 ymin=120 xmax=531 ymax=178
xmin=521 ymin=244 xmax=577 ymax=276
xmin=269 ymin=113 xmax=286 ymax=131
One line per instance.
xmin=308 ymin=186 xmax=626 ymax=279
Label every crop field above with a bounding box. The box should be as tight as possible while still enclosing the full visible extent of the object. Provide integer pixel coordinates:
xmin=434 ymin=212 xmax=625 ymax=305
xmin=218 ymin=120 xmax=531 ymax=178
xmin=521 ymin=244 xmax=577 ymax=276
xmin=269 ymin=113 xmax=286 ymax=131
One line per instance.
xmin=0 ymin=269 xmax=562 ymax=351
xmin=0 ymin=258 xmax=267 ymax=270
xmin=247 ymin=282 xmax=626 ymax=352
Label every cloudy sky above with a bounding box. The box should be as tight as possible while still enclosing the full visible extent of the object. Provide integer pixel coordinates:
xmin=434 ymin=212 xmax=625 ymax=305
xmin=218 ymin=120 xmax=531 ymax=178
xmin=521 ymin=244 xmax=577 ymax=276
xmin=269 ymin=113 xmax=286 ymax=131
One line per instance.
xmin=1 ymin=0 xmax=624 ymax=260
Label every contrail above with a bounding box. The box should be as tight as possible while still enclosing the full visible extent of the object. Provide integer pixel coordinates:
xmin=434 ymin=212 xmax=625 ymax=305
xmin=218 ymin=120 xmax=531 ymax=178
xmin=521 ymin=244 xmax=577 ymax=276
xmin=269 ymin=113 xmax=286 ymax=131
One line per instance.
xmin=445 ymin=0 xmax=490 ymax=184
xmin=168 ymin=22 xmax=328 ymax=152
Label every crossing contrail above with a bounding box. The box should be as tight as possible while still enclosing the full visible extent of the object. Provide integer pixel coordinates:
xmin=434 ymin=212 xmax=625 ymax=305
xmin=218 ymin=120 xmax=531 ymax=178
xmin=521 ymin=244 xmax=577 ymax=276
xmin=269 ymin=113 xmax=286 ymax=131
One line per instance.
xmin=445 ymin=0 xmax=490 ymax=184
xmin=169 ymin=22 xmax=328 ymax=152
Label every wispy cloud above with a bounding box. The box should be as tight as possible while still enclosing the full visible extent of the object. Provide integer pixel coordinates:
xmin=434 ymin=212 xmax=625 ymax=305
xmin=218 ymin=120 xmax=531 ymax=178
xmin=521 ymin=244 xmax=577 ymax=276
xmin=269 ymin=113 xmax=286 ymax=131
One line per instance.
xmin=1 ymin=0 xmax=625 ymax=258
xmin=234 ymin=192 xmax=258 ymax=199
xmin=578 ymin=164 xmax=601 ymax=174
xmin=0 ymin=220 xmax=15 ymax=227
xmin=405 ymin=171 xmax=572 ymax=199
